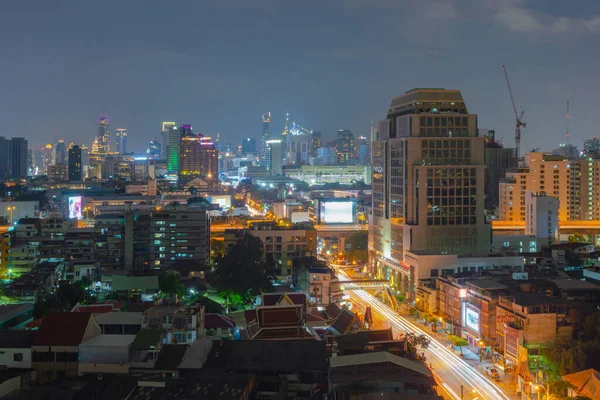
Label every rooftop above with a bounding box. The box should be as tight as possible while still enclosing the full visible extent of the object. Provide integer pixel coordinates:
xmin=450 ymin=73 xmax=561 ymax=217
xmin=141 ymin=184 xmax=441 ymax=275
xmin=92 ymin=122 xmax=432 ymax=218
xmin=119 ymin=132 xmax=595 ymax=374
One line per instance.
xmin=32 ymin=312 xmax=94 ymax=347
xmin=154 ymin=344 xmax=189 ymax=370
xmin=132 ymin=328 xmax=163 ymax=350
xmin=467 ymin=280 xmax=509 ymax=291
xmin=0 ymin=303 xmax=33 ymax=321
xmin=80 ymin=334 xmax=136 ymax=347
xmin=562 ymin=368 xmax=600 ymax=400
xmin=95 ymin=311 xmax=142 ymax=325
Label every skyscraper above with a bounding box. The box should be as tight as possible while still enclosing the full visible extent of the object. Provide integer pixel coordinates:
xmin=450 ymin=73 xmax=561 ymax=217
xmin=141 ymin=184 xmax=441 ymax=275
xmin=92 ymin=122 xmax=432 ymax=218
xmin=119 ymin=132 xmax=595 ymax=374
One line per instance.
xmin=584 ymin=137 xmax=600 ymax=155
xmin=199 ymin=136 xmax=218 ymax=181
xmin=241 ymin=137 xmax=256 ymax=154
xmin=311 ymin=131 xmax=322 ymax=157
xmin=265 ymin=139 xmax=283 ymax=175
xmin=68 ymin=145 xmax=82 ymax=181
xmin=371 ymin=88 xmax=490 ymax=291
xmin=337 ymin=129 xmax=355 ymax=164
xmin=167 ymin=124 xmax=192 ymax=173
xmin=148 ymin=138 xmax=161 ymax=159
xmin=9 ymin=138 xmax=28 ymax=179
xmin=97 ymin=115 xmax=110 ymax=154
xmin=261 ymin=112 xmax=271 ymax=154
xmin=43 ymin=144 xmax=53 ymax=174
xmin=0 ymin=137 xmax=10 ymax=180
xmin=115 ymin=128 xmax=127 ymax=154
xmin=161 ymin=122 xmax=176 ymax=159
xmin=55 ymin=139 xmax=66 ymax=164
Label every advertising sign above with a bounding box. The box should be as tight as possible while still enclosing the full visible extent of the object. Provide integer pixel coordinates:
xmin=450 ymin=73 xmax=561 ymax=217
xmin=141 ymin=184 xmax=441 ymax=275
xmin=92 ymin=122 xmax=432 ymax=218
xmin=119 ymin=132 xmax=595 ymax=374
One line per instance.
xmin=321 ymin=201 xmax=354 ymax=224
xmin=465 ymin=307 xmax=480 ymax=333
xmin=68 ymin=196 xmax=82 ymax=219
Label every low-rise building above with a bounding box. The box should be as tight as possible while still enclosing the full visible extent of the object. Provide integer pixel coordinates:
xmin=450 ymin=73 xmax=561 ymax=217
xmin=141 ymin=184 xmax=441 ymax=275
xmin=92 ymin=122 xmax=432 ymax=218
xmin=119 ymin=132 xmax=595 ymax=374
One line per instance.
xmin=463 ymin=280 xmax=509 ymax=349
xmin=0 ymin=331 xmax=36 ymax=369
xmin=293 ymin=261 xmax=340 ymax=305
xmin=63 ymin=227 xmax=95 ymax=262
xmin=204 ymin=314 xmax=235 ymax=339
xmin=0 ymin=304 xmax=34 ymax=330
xmin=96 ymin=311 xmax=142 ymax=335
xmin=415 ymin=279 xmax=437 ymax=315
xmin=78 ymin=334 xmax=137 ymax=376
xmin=31 ymin=312 xmax=101 ymax=382
xmin=142 ymin=305 xmax=204 ymax=344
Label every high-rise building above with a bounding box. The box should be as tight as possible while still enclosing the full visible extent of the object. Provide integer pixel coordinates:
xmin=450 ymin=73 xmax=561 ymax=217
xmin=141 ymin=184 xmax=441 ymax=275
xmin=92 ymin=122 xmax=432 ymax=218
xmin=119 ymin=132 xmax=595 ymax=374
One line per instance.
xmin=261 ymin=112 xmax=271 ymax=155
xmin=525 ymin=191 xmax=559 ymax=249
xmin=551 ymin=143 xmax=579 ymax=160
xmin=115 ymin=128 xmax=127 ymax=154
xmin=316 ymin=147 xmax=336 ymax=165
xmin=286 ymin=130 xmax=311 ymax=165
xmin=43 ymin=143 xmax=54 ymax=173
xmin=337 ymin=129 xmax=355 ymax=164
xmin=68 ymin=145 xmax=82 ymax=182
xmin=371 ymin=88 xmax=490 ymax=291
xmin=55 ymin=139 xmax=66 ymax=165
xmin=265 ymin=139 xmax=283 ymax=175
xmin=311 ymin=131 xmax=322 ymax=157
xmin=161 ymin=122 xmax=176 ymax=159
xmin=179 ymin=134 xmax=218 ymax=184
xmin=33 ymin=149 xmax=45 ymax=175
xmin=97 ymin=115 xmax=110 ymax=154
xmin=569 ymin=156 xmax=600 ymax=221
xmin=483 ymin=131 xmax=517 ymax=210
xmin=9 ymin=138 xmax=28 ymax=179
xmin=241 ymin=137 xmax=256 ymax=154
xmin=584 ymin=137 xmax=600 ymax=155
xmin=499 ymin=152 xmax=571 ymax=222
xmin=167 ymin=124 xmax=192 ymax=173
xmin=148 ymin=138 xmax=161 ymax=159
xmin=148 ymin=205 xmax=210 ymax=270
xmin=48 ymin=164 xmax=68 ymax=181
xmin=0 ymin=137 xmax=10 ymax=180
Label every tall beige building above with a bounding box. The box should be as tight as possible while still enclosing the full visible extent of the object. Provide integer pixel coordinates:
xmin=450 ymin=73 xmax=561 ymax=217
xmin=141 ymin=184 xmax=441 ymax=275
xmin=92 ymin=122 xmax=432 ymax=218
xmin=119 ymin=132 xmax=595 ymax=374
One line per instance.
xmin=569 ymin=157 xmax=600 ymax=220
xmin=371 ymin=88 xmax=490 ymax=292
xmin=499 ymin=152 xmax=571 ymax=222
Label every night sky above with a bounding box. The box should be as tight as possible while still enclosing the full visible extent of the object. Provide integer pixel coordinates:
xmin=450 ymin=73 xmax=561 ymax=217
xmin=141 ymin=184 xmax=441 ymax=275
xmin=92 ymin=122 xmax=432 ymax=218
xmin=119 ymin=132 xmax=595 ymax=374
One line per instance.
xmin=2 ymin=0 xmax=600 ymax=152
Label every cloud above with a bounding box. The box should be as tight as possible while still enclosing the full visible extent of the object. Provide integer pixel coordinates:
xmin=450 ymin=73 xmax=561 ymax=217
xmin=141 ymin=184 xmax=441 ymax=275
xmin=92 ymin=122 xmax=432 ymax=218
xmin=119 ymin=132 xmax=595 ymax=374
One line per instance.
xmin=491 ymin=1 xmax=600 ymax=34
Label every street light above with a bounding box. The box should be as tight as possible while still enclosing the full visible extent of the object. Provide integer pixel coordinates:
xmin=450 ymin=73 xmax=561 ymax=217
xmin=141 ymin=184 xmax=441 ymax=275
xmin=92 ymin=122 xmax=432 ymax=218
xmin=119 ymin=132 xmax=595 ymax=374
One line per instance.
xmin=534 ymin=384 xmax=550 ymax=400
xmin=6 ymin=206 xmax=16 ymax=223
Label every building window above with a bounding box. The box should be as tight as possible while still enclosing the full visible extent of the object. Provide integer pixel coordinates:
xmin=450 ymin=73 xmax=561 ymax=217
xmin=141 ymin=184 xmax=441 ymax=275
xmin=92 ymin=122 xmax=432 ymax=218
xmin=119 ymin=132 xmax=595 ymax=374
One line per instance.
xmin=13 ymin=353 xmax=23 ymax=362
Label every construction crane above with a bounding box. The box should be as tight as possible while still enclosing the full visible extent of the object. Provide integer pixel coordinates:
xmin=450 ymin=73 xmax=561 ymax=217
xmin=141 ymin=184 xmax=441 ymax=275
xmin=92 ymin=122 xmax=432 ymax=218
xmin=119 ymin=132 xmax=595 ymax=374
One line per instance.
xmin=503 ymin=65 xmax=526 ymax=160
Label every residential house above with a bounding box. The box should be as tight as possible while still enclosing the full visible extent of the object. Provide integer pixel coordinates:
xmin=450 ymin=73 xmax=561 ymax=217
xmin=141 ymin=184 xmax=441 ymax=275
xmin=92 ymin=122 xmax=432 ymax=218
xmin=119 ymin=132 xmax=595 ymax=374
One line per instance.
xmin=111 ymin=275 xmax=159 ymax=300
xmin=142 ymin=305 xmax=204 ymax=344
xmin=31 ymin=312 xmax=101 ymax=382
xmin=78 ymin=334 xmax=137 ymax=376
xmin=64 ymin=260 xmax=99 ymax=283
xmin=129 ymin=329 xmax=165 ymax=370
xmin=204 ymin=314 xmax=235 ymax=339
xmin=0 ymin=331 xmax=36 ymax=369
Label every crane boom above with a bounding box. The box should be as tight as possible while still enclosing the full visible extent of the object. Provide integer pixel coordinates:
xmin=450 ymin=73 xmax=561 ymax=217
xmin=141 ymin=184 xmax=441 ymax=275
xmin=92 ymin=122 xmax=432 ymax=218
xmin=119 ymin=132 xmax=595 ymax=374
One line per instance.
xmin=502 ymin=65 xmax=526 ymax=160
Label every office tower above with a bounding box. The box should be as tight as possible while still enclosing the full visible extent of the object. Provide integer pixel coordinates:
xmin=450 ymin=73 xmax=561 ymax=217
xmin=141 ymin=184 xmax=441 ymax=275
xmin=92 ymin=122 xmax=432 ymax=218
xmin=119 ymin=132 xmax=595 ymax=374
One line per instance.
xmin=9 ymin=138 xmax=28 ymax=179
xmin=148 ymin=205 xmax=210 ymax=270
xmin=48 ymin=164 xmax=68 ymax=181
xmin=316 ymin=147 xmax=336 ymax=165
xmin=161 ymin=121 xmax=176 ymax=159
xmin=337 ymin=129 xmax=355 ymax=164
xmin=167 ymin=124 xmax=192 ymax=173
xmin=286 ymin=129 xmax=311 ymax=165
xmin=584 ymin=137 xmax=600 ymax=155
xmin=27 ymin=149 xmax=33 ymax=176
xmin=68 ymin=145 xmax=82 ymax=181
xmin=484 ymin=131 xmax=517 ymax=210
xmin=261 ymin=112 xmax=271 ymax=155
xmin=551 ymin=143 xmax=579 ymax=160
xmin=311 ymin=131 xmax=322 ymax=157
xmin=33 ymin=149 xmax=45 ymax=175
xmin=42 ymin=143 xmax=54 ymax=173
xmin=0 ymin=137 xmax=10 ymax=180
xmin=265 ymin=139 xmax=283 ymax=175
xmin=55 ymin=139 xmax=66 ymax=164
xmin=241 ymin=137 xmax=256 ymax=154
xmin=148 ymin=138 xmax=161 ymax=159
xmin=178 ymin=134 xmax=218 ymax=184
xmin=358 ymin=143 xmax=370 ymax=165
xmin=525 ymin=191 xmax=559 ymax=248
xmin=499 ymin=152 xmax=571 ymax=222
xmin=115 ymin=128 xmax=127 ymax=154
xmin=97 ymin=115 xmax=110 ymax=153
xmin=372 ymin=89 xmax=490 ymax=287
xmin=199 ymin=136 xmax=218 ymax=181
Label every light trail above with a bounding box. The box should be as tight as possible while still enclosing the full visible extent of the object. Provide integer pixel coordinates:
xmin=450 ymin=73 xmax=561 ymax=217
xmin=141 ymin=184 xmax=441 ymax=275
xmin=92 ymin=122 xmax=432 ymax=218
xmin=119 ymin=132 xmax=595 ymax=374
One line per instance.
xmin=336 ymin=269 xmax=512 ymax=400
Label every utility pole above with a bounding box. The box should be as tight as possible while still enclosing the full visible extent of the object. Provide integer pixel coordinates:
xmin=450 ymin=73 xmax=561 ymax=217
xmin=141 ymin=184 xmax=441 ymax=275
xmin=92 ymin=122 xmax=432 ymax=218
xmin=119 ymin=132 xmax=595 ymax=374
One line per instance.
xmin=460 ymin=385 xmax=464 ymax=400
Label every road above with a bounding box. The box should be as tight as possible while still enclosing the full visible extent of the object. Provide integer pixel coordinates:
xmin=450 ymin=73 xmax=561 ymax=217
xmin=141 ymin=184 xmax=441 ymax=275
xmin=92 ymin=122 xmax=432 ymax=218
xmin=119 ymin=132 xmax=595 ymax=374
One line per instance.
xmin=336 ymin=269 xmax=514 ymax=400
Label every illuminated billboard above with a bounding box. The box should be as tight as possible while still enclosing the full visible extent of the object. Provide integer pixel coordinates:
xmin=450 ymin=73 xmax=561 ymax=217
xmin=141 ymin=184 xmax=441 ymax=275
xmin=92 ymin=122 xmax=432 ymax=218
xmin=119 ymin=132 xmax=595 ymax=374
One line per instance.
xmin=68 ymin=196 xmax=82 ymax=219
xmin=465 ymin=307 xmax=480 ymax=333
xmin=320 ymin=201 xmax=354 ymax=224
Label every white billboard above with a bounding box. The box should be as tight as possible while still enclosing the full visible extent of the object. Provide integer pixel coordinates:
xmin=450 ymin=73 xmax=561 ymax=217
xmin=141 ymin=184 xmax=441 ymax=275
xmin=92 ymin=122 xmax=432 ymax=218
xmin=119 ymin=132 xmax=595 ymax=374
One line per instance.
xmin=321 ymin=201 xmax=354 ymax=224
xmin=68 ymin=196 xmax=82 ymax=219
xmin=465 ymin=307 xmax=480 ymax=333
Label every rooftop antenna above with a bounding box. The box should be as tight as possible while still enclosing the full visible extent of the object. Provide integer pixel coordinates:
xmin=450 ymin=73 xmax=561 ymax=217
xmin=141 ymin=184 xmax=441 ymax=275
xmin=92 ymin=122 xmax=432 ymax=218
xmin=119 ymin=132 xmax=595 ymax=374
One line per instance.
xmin=566 ymin=97 xmax=570 ymax=143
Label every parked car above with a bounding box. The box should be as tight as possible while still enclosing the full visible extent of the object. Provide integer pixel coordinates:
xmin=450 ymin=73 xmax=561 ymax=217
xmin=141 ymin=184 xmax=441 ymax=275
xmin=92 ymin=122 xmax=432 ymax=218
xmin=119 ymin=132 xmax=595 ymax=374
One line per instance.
xmin=485 ymin=367 xmax=500 ymax=380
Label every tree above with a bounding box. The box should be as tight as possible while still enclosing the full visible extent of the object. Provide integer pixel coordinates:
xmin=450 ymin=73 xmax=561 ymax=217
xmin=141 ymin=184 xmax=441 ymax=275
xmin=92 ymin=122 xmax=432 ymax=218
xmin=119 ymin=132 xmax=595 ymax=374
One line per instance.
xmin=405 ymin=332 xmax=431 ymax=351
xmin=568 ymin=233 xmax=587 ymax=243
xmin=159 ymin=272 xmax=185 ymax=298
xmin=210 ymin=239 xmax=225 ymax=265
xmin=214 ymin=232 xmax=273 ymax=296
xmin=448 ymin=335 xmax=468 ymax=355
xmin=347 ymin=231 xmax=368 ymax=264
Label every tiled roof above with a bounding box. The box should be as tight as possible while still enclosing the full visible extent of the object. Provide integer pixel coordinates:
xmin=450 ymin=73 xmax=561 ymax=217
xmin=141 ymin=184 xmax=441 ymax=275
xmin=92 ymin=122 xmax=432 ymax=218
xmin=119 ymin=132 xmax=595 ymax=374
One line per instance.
xmin=332 ymin=309 xmax=358 ymax=335
xmin=562 ymin=368 xmax=600 ymax=400
xmin=244 ymin=309 xmax=257 ymax=325
xmin=257 ymin=306 xmax=302 ymax=328
xmin=72 ymin=304 xmax=115 ymax=314
xmin=262 ymin=292 xmax=306 ymax=307
xmin=205 ymin=314 xmax=235 ymax=329
xmin=0 ymin=330 xmax=37 ymax=348
xmin=325 ymin=303 xmax=342 ymax=319
xmin=132 ymin=329 xmax=164 ymax=350
xmin=32 ymin=312 xmax=93 ymax=346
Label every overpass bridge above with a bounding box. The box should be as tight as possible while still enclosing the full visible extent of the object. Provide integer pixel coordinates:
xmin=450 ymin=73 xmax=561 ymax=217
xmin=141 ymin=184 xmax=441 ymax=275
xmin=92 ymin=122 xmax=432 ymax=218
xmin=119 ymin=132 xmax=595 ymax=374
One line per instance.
xmin=492 ymin=220 xmax=600 ymax=235
xmin=339 ymin=279 xmax=388 ymax=289
xmin=315 ymin=224 xmax=368 ymax=254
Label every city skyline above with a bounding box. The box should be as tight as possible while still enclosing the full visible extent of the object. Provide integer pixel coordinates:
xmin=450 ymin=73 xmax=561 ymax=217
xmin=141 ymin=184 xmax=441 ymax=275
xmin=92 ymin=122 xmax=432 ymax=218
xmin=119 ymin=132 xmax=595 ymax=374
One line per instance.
xmin=2 ymin=1 xmax=600 ymax=152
